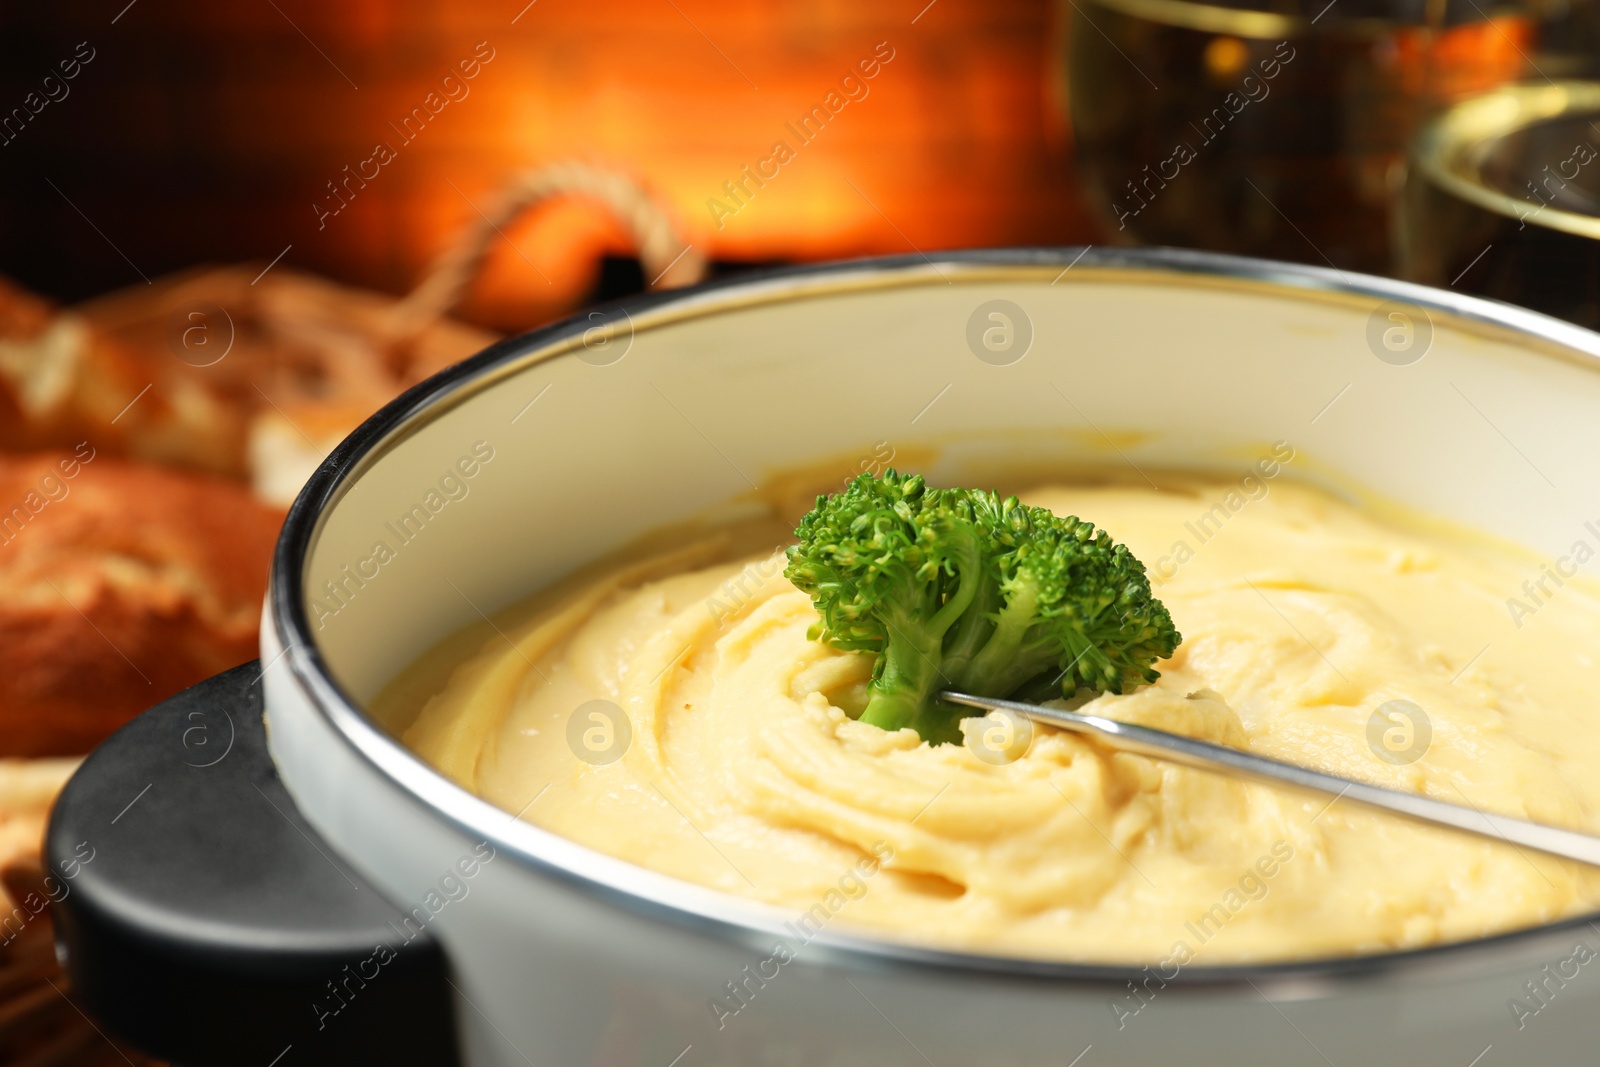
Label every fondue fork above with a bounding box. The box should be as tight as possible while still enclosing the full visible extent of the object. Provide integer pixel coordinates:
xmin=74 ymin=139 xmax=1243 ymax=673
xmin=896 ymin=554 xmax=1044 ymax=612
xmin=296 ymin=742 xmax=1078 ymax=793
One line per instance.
xmin=942 ymin=691 xmax=1600 ymax=869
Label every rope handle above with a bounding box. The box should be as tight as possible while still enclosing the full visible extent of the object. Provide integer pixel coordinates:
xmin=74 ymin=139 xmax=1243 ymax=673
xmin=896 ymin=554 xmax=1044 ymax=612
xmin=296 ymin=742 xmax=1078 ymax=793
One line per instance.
xmin=387 ymin=161 xmax=706 ymax=343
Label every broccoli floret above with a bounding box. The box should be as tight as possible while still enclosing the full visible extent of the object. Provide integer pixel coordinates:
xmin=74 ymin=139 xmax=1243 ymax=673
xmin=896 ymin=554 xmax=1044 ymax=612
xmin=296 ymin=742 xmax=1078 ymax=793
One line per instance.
xmin=784 ymin=469 xmax=1181 ymax=745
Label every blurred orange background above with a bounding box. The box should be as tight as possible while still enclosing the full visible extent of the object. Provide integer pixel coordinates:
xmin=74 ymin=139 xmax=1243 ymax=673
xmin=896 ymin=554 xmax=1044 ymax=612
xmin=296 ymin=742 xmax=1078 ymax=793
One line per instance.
xmin=0 ymin=0 xmax=1093 ymax=330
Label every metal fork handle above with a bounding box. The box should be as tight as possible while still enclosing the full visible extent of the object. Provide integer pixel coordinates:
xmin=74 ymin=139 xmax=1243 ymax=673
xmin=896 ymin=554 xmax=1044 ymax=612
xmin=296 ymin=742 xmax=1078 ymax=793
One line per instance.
xmin=942 ymin=690 xmax=1600 ymax=869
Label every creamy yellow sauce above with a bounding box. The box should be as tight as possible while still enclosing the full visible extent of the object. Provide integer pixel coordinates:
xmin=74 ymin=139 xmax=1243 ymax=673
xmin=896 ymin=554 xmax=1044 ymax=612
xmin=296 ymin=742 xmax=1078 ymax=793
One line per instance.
xmin=389 ymin=475 xmax=1600 ymax=963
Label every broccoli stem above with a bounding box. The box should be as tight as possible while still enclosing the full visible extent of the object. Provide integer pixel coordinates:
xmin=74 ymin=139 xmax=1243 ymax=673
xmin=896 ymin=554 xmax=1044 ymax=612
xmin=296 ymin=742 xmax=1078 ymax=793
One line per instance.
xmin=857 ymin=522 xmax=983 ymax=744
xmin=938 ymin=571 xmax=1000 ymax=690
xmin=858 ymin=623 xmax=958 ymax=742
xmin=957 ymin=577 xmax=1051 ymax=696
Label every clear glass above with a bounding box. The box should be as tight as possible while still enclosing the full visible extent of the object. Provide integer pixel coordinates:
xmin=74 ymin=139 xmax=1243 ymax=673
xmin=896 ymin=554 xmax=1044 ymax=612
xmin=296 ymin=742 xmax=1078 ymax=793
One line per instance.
xmin=1066 ymin=0 xmax=1557 ymax=273
xmin=1398 ymin=81 xmax=1600 ymax=329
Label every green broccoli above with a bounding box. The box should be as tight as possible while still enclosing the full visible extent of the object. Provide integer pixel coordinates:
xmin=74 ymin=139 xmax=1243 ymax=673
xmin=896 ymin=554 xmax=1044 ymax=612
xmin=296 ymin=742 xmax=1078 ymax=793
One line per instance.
xmin=784 ymin=469 xmax=1181 ymax=745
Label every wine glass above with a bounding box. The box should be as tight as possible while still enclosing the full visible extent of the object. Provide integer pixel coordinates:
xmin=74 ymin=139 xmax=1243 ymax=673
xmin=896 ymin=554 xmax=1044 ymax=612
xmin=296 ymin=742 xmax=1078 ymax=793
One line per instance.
xmin=1398 ymin=80 xmax=1600 ymax=328
xmin=1066 ymin=0 xmax=1555 ymax=273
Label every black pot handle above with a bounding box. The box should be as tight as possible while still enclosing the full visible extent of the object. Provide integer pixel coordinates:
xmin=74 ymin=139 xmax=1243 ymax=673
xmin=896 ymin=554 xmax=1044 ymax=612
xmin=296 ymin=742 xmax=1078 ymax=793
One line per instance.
xmin=45 ymin=661 xmax=461 ymax=1066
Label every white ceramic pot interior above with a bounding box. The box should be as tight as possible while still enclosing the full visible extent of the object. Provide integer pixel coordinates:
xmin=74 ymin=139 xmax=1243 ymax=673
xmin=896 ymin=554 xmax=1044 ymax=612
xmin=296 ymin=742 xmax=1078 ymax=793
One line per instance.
xmin=305 ymin=261 xmax=1600 ymax=702
xmin=267 ymin=252 xmax=1600 ymax=1066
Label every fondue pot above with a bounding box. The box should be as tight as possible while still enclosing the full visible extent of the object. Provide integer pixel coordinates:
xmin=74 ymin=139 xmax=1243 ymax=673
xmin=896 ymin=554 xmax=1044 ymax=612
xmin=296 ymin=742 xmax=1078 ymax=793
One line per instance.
xmin=47 ymin=249 xmax=1600 ymax=1065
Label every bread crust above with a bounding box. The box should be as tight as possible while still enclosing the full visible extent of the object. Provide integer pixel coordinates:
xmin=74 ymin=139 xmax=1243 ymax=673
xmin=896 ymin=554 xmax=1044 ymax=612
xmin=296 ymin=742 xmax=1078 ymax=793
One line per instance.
xmin=0 ymin=451 xmax=281 ymax=756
